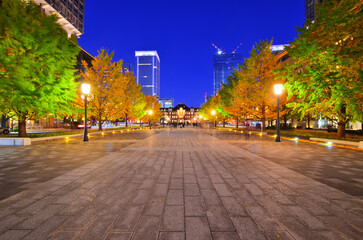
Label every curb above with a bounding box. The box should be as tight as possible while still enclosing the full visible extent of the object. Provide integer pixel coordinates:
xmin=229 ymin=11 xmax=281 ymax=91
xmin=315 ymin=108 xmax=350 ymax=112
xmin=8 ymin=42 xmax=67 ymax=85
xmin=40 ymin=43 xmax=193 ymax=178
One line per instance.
xmin=0 ymin=128 xmax=143 ymax=146
xmin=219 ymin=128 xmax=363 ymax=150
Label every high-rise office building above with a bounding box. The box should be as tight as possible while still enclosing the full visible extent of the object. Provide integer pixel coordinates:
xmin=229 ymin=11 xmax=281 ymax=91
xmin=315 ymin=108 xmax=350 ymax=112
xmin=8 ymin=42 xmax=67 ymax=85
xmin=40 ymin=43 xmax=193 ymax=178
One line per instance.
xmin=33 ymin=0 xmax=85 ymax=38
xmin=213 ymin=52 xmax=243 ymax=95
xmin=305 ymin=0 xmax=324 ymax=21
xmin=159 ymin=98 xmax=174 ymax=108
xmin=135 ymin=51 xmax=160 ymax=98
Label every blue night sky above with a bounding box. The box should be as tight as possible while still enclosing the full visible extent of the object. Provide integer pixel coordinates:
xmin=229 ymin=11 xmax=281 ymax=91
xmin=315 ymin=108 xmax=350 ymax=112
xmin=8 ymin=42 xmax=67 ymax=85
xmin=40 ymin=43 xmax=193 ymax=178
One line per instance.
xmin=78 ymin=0 xmax=305 ymax=108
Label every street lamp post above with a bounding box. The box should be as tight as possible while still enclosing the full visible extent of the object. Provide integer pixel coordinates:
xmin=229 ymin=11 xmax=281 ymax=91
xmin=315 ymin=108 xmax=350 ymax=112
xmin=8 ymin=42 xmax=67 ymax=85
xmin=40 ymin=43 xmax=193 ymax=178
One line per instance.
xmin=82 ymin=83 xmax=91 ymax=142
xmin=148 ymin=110 xmax=153 ymax=129
xmin=211 ymin=110 xmax=216 ymax=129
xmin=274 ymin=84 xmax=283 ymax=142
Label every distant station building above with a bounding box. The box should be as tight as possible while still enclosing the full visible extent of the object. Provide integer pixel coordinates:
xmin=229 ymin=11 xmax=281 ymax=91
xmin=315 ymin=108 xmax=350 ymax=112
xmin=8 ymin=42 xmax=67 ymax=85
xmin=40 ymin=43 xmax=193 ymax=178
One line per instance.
xmin=212 ymin=44 xmax=243 ymax=95
xmin=33 ymin=0 xmax=85 ymax=38
xmin=161 ymin=104 xmax=200 ymax=124
xmin=135 ymin=51 xmax=160 ymax=98
xmin=159 ymin=98 xmax=174 ymax=108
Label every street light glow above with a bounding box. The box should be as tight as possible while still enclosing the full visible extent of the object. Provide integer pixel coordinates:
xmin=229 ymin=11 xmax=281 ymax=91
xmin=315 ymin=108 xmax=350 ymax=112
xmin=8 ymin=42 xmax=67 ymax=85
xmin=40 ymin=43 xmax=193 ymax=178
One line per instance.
xmin=211 ymin=110 xmax=216 ymax=115
xmin=274 ymin=84 xmax=283 ymax=95
xmin=81 ymin=83 xmax=91 ymax=95
xmin=148 ymin=110 xmax=153 ymax=115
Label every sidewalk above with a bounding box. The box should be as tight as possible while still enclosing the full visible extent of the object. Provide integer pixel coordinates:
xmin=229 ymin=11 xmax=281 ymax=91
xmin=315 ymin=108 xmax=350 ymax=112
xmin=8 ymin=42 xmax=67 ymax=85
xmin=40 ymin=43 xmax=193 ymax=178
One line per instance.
xmin=0 ymin=129 xmax=362 ymax=239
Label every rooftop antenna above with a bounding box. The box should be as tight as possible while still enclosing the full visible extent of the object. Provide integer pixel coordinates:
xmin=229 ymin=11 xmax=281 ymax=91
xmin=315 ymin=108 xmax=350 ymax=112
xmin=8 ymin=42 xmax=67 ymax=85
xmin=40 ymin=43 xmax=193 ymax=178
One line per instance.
xmin=232 ymin=42 xmax=243 ymax=53
xmin=211 ymin=42 xmax=225 ymax=54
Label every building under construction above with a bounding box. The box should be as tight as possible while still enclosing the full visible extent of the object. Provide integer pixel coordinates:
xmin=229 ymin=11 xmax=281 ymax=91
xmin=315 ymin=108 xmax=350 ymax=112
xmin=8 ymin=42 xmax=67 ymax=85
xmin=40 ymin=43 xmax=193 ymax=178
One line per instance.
xmin=212 ymin=43 xmax=243 ymax=95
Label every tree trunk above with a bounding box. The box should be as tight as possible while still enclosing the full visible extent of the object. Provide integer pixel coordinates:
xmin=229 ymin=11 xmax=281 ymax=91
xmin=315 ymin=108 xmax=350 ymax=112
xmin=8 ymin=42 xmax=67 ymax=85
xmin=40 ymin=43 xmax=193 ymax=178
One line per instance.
xmin=307 ymin=114 xmax=310 ymax=128
xmin=18 ymin=119 xmax=27 ymax=137
xmin=261 ymin=105 xmax=266 ymax=132
xmin=284 ymin=116 xmax=287 ymax=127
xmin=125 ymin=112 xmax=128 ymax=128
xmin=223 ymin=120 xmax=225 ymax=128
xmin=98 ymin=119 xmax=102 ymax=130
xmin=337 ymin=106 xmax=347 ymax=138
xmin=337 ymin=120 xmax=345 ymax=138
xmin=236 ymin=117 xmax=238 ymax=129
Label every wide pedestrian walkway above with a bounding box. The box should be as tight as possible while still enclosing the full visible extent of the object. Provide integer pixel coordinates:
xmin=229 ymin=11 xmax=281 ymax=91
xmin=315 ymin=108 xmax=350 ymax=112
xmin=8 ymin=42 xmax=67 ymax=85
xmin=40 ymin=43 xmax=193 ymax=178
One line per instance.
xmin=0 ymin=129 xmax=362 ymax=239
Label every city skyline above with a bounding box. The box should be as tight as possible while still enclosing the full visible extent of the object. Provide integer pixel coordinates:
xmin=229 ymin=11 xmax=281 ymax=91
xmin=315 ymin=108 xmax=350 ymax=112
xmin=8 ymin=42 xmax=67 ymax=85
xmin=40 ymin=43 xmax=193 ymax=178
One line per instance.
xmin=78 ymin=1 xmax=305 ymax=107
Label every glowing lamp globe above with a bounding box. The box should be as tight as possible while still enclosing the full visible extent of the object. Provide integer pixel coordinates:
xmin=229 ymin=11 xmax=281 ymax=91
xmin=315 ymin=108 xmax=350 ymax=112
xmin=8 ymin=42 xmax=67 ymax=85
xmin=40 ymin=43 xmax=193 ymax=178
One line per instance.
xmin=274 ymin=84 xmax=283 ymax=95
xmin=82 ymin=83 xmax=91 ymax=95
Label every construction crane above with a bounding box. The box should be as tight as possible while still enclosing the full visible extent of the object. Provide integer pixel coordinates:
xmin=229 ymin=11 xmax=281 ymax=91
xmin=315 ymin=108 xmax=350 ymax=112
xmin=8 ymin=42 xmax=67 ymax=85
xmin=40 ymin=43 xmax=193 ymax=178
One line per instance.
xmin=210 ymin=42 xmax=225 ymax=54
xmin=232 ymin=42 xmax=243 ymax=53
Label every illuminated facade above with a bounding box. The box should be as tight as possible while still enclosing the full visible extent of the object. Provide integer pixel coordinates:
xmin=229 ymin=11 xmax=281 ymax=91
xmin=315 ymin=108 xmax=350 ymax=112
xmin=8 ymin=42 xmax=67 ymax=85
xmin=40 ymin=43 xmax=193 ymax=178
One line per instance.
xmin=161 ymin=104 xmax=199 ymax=124
xmin=213 ymin=52 xmax=243 ymax=95
xmin=33 ymin=0 xmax=85 ymax=38
xmin=135 ymin=51 xmax=160 ymax=98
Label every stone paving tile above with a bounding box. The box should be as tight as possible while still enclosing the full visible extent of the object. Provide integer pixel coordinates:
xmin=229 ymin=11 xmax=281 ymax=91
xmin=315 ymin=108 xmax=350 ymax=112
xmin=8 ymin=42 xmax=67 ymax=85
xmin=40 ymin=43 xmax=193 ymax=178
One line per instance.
xmin=76 ymin=215 xmax=116 ymax=240
xmin=158 ymin=232 xmax=185 ymax=240
xmin=0 ymin=129 xmax=362 ymax=239
xmin=132 ymin=216 xmax=160 ymax=240
xmin=161 ymin=205 xmax=184 ymax=231
xmin=185 ymin=217 xmax=212 ymax=240
xmin=48 ymin=230 xmax=81 ymax=240
xmin=0 ymin=230 xmax=31 ymax=240
xmin=206 ymin=205 xmax=235 ymax=231
xmin=212 ymin=232 xmax=241 ymax=240
xmin=231 ymin=216 xmax=267 ymax=240
xmin=220 ymin=196 xmax=247 ymax=216
xmin=166 ymin=190 xmax=183 ymax=205
xmin=185 ymin=196 xmax=205 ymax=216
xmin=104 ymin=232 xmax=132 ymax=240
xmin=22 ymin=216 xmax=67 ymax=240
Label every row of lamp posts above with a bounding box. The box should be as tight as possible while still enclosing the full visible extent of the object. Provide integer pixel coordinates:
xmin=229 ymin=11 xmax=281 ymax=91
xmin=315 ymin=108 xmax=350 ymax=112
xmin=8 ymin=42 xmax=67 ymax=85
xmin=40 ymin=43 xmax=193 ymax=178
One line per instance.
xmin=81 ymin=83 xmax=283 ymax=142
xmin=209 ymin=83 xmax=283 ymax=142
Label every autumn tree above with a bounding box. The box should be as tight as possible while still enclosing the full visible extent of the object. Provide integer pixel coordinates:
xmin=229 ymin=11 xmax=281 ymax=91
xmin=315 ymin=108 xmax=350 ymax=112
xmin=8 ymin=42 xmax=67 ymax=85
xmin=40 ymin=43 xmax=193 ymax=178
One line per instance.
xmin=233 ymin=40 xmax=285 ymax=131
xmin=220 ymin=72 xmax=248 ymax=128
xmin=200 ymin=94 xmax=221 ymax=127
xmin=142 ymin=96 xmax=162 ymax=125
xmin=118 ymin=72 xmax=144 ymax=127
xmin=0 ymin=0 xmax=79 ymax=137
xmin=213 ymin=89 xmax=231 ymax=127
xmin=131 ymin=94 xmax=147 ymax=125
xmin=280 ymin=0 xmax=362 ymax=138
xmin=81 ymin=50 xmax=127 ymax=130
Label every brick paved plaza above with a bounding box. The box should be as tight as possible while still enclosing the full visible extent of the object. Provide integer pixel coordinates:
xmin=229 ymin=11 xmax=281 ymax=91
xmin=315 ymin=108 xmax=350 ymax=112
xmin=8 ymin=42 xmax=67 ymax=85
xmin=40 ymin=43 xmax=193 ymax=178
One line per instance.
xmin=0 ymin=128 xmax=362 ymax=240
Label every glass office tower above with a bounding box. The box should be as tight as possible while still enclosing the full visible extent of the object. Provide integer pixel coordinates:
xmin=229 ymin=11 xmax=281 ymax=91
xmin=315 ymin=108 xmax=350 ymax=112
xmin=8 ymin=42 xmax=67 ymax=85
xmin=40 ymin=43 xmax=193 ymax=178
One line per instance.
xmin=33 ymin=0 xmax=85 ymax=37
xmin=213 ymin=52 xmax=243 ymax=95
xmin=159 ymin=98 xmax=174 ymax=108
xmin=305 ymin=0 xmax=324 ymax=21
xmin=135 ymin=51 xmax=160 ymax=98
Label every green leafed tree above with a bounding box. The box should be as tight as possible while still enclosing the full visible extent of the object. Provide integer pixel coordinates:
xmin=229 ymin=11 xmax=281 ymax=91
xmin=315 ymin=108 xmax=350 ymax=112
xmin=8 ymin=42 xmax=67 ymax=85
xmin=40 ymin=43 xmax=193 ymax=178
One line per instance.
xmin=279 ymin=0 xmax=362 ymax=138
xmin=0 ymin=0 xmax=80 ymax=137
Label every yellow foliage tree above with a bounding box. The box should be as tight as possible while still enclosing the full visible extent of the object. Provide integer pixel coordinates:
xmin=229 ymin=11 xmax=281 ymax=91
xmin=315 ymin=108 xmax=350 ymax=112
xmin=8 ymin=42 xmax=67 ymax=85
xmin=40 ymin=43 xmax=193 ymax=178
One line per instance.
xmin=233 ymin=40 xmax=286 ymax=131
xmin=81 ymin=50 xmax=127 ymax=130
xmin=142 ymin=96 xmax=162 ymax=126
